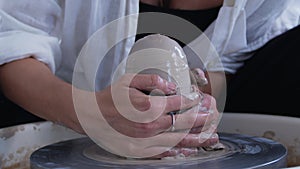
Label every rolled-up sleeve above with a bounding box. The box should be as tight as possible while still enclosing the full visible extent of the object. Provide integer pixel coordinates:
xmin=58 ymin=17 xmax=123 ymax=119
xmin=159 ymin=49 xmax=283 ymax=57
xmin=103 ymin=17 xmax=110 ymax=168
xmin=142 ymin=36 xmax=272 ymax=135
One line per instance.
xmin=0 ymin=0 xmax=63 ymax=73
xmin=221 ymin=0 xmax=299 ymax=74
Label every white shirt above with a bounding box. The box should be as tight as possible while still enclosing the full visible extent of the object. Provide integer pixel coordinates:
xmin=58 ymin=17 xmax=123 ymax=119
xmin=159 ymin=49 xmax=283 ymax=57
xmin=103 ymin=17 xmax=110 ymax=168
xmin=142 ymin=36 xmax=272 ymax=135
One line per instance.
xmin=0 ymin=0 xmax=299 ymax=90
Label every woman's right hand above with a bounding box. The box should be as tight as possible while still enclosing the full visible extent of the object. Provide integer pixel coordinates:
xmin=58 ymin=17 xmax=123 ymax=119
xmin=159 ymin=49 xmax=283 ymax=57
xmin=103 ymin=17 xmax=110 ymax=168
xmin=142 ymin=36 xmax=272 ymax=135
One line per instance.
xmin=73 ymin=73 xmax=219 ymax=158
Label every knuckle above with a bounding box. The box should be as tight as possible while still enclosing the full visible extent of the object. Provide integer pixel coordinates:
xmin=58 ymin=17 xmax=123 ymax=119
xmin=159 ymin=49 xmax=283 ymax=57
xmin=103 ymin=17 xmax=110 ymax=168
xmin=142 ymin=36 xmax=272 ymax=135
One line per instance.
xmin=133 ymin=96 xmax=151 ymax=111
xmin=150 ymin=98 xmax=167 ymax=113
xmin=140 ymin=122 xmax=155 ymax=132
xmin=151 ymin=104 xmax=161 ymax=113
xmin=150 ymin=74 xmax=162 ymax=87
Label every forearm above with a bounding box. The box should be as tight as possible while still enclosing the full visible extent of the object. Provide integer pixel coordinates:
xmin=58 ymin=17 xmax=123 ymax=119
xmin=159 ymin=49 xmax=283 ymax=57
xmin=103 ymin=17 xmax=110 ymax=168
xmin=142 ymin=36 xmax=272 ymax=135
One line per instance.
xmin=201 ymin=71 xmax=228 ymax=111
xmin=0 ymin=58 xmax=82 ymax=132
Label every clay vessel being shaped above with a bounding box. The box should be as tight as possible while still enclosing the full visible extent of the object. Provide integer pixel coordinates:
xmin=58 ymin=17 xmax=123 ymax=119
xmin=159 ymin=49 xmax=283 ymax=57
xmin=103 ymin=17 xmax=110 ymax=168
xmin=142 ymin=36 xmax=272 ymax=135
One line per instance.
xmin=126 ymin=34 xmax=192 ymax=96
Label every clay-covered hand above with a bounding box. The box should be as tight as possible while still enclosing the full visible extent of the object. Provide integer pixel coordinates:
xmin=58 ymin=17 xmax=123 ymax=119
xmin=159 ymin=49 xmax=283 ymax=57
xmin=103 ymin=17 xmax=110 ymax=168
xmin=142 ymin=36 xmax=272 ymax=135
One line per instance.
xmin=73 ymin=73 xmax=219 ymax=158
xmin=190 ymin=68 xmax=208 ymax=87
xmin=187 ymin=67 xmax=222 ymax=152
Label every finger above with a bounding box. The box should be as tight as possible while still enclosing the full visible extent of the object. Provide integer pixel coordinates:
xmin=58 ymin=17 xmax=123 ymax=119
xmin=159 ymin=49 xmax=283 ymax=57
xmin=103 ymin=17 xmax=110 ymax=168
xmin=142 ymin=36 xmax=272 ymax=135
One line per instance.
xmin=128 ymin=88 xmax=151 ymax=111
xmin=198 ymin=94 xmax=220 ymax=130
xmin=148 ymin=147 xmax=182 ymax=159
xmin=190 ymin=68 xmax=208 ymax=86
xmin=123 ymin=132 xmax=218 ymax=157
xmin=134 ymin=91 xmax=201 ymax=115
xmin=191 ymin=68 xmax=206 ymax=79
xmin=176 ymin=108 xmax=211 ymax=130
xmin=127 ymin=90 xmax=201 ymax=121
xmin=189 ymin=126 xmax=205 ymax=134
xmin=156 ymin=105 xmax=212 ymax=132
xmin=178 ymin=147 xmax=199 ymax=157
xmin=150 ymin=147 xmax=198 ymax=159
xmin=161 ymin=92 xmax=201 ymax=113
xmin=189 ymin=126 xmax=218 ymax=134
xmin=201 ymin=93 xmax=216 ymax=110
xmin=148 ymin=132 xmax=219 ymax=148
xmin=152 ymin=93 xmax=220 ymax=133
xmin=147 ymin=93 xmax=201 ymax=131
xmin=175 ymin=133 xmax=219 ymax=148
xmin=129 ymin=91 xmax=213 ymax=120
xmin=129 ymin=74 xmax=177 ymax=95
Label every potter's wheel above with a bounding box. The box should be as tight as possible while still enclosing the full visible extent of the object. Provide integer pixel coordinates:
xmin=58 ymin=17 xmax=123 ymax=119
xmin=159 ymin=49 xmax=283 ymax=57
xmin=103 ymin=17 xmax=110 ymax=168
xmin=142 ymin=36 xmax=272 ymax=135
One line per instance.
xmin=30 ymin=133 xmax=287 ymax=169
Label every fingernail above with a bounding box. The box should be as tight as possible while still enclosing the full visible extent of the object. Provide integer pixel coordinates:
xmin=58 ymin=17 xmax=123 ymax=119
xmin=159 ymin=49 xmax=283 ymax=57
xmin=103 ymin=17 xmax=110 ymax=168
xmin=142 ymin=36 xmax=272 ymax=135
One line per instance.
xmin=199 ymin=77 xmax=208 ymax=86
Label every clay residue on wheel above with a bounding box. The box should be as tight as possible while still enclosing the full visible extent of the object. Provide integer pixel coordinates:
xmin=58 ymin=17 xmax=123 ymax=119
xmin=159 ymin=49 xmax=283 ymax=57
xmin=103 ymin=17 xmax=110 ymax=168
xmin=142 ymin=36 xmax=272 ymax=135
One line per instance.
xmin=83 ymin=142 xmax=229 ymax=166
xmin=1 ymin=145 xmax=39 ymax=169
xmin=262 ymin=131 xmax=276 ymax=140
xmin=0 ymin=126 xmax=25 ymax=140
xmin=262 ymin=131 xmax=300 ymax=167
xmin=287 ymin=139 xmax=300 ymax=167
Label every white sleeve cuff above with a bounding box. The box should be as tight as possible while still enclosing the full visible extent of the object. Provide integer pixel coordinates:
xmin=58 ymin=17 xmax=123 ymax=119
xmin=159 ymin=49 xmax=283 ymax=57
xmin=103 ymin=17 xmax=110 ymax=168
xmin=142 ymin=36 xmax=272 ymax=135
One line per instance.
xmin=0 ymin=31 xmax=61 ymax=73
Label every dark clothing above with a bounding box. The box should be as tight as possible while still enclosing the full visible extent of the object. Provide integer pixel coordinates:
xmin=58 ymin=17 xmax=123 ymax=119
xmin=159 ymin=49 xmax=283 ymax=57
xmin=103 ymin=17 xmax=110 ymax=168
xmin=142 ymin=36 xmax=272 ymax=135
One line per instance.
xmin=136 ymin=2 xmax=221 ymax=45
xmin=225 ymin=25 xmax=300 ymax=117
xmin=0 ymin=94 xmax=44 ymax=128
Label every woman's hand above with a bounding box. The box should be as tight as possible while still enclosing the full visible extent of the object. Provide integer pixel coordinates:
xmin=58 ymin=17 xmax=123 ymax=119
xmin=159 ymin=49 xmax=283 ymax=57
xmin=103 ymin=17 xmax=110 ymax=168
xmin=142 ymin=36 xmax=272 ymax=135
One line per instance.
xmin=73 ymin=73 xmax=220 ymax=158
xmin=0 ymin=58 xmax=220 ymax=158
